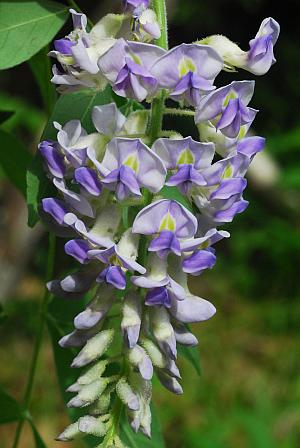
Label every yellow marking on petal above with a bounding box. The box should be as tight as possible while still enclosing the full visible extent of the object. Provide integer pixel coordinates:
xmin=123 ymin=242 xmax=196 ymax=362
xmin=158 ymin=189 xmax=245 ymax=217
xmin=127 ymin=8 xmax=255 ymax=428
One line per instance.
xmin=222 ymin=90 xmax=237 ymax=107
xmin=199 ymin=240 xmax=210 ymax=249
xmin=177 ymin=148 xmax=194 ymax=165
xmin=238 ymin=125 xmax=247 ymax=139
xmin=123 ymin=154 xmax=139 ymax=173
xmin=222 ymin=164 xmax=233 ymax=179
xmin=178 ymin=57 xmax=196 ymax=77
xmin=159 ymin=212 xmax=176 ymax=232
xmin=130 ymin=53 xmax=142 ymax=65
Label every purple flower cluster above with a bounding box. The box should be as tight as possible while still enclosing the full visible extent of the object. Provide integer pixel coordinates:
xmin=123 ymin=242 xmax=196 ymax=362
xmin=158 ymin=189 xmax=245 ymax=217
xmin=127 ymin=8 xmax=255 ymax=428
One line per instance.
xmin=44 ymin=3 xmax=279 ymax=444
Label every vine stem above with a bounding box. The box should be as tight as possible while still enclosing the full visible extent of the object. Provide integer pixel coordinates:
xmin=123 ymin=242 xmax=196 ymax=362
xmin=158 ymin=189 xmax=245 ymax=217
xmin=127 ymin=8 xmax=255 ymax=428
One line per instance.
xmin=12 ymin=233 xmax=56 ymax=448
xmin=148 ymin=0 xmax=169 ymax=145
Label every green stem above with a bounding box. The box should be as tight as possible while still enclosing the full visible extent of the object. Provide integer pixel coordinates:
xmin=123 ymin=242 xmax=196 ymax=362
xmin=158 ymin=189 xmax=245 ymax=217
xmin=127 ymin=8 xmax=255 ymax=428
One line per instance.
xmin=164 ymin=107 xmax=195 ymax=117
xmin=12 ymin=233 xmax=56 ymax=448
xmin=147 ymin=0 xmax=169 ymax=145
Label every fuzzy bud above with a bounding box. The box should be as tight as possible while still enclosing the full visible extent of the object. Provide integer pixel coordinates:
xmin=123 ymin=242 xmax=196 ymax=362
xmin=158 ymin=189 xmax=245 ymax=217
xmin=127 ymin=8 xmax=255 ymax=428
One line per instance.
xmin=116 ymin=377 xmax=140 ymax=411
xmin=78 ymin=415 xmax=108 ymax=437
xmin=121 ymin=291 xmax=142 ymax=348
xmin=71 ymin=329 xmax=114 ymax=368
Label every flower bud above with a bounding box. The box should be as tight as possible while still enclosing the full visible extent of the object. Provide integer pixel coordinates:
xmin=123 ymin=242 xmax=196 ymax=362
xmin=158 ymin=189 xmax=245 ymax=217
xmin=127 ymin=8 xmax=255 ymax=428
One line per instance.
xmin=127 ymin=345 xmax=153 ymax=380
xmin=156 ymin=371 xmax=183 ymax=395
xmin=121 ymin=291 xmax=142 ymax=348
xmin=140 ymin=337 xmax=166 ymax=369
xmin=173 ymin=323 xmax=198 ymax=346
xmin=71 ymin=329 xmax=114 ymax=368
xmin=150 ymin=307 xmax=177 ymax=359
xmin=55 ymin=421 xmax=83 ymax=441
xmin=77 ymin=360 xmax=109 ymax=385
xmin=116 ymin=377 xmax=140 ymax=411
xmin=78 ymin=415 xmax=108 ymax=437
xmin=67 ymin=378 xmax=109 ymax=408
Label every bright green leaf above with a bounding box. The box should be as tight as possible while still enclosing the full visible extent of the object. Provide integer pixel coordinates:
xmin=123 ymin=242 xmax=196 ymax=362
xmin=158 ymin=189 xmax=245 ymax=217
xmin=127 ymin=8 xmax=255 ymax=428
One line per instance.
xmin=178 ymin=344 xmax=202 ymax=376
xmin=0 ymin=129 xmax=32 ymax=196
xmin=0 ymin=387 xmax=22 ymax=424
xmin=120 ymin=405 xmax=165 ymax=447
xmin=0 ymin=0 xmax=69 ymax=70
xmin=26 ymin=87 xmax=113 ymax=227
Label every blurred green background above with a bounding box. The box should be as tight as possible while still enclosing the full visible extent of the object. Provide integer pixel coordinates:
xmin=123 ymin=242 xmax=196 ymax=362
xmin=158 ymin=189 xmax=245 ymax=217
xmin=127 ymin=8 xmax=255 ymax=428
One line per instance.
xmin=1 ymin=0 xmax=300 ymax=447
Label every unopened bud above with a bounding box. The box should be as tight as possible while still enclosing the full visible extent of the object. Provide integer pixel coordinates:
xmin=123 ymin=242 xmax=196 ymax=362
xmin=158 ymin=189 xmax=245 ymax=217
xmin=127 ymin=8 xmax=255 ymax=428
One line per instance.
xmin=55 ymin=421 xmax=82 ymax=441
xmin=116 ymin=377 xmax=140 ymax=411
xmin=127 ymin=345 xmax=153 ymax=380
xmin=77 ymin=360 xmax=109 ymax=385
xmin=121 ymin=292 xmax=141 ymax=348
xmin=68 ymin=378 xmax=109 ymax=408
xmin=71 ymin=329 xmax=114 ymax=368
xmin=78 ymin=415 xmax=108 ymax=437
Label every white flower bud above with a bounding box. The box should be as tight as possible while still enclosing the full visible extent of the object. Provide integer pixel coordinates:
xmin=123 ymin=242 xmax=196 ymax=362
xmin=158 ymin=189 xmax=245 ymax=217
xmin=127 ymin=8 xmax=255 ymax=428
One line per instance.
xmin=150 ymin=307 xmax=177 ymax=359
xmin=127 ymin=345 xmax=153 ymax=380
xmin=71 ymin=329 xmax=114 ymax=368
xmin=116 ymin=377 xmax=140 ymax=411
xmin=68 ymin=378 xmax=109 ymax=408
xmin=77 ymin=360 xmax=109 ymax=385
xmin=78 ymin=415 xmax=108 ymax=437
xmin=140 ymin=337 xmax=166 ymax=369
xmin=55 ymin=421 xmax=82 ymax=441
xmin=121 ymin=292 xmax=142 ymax=348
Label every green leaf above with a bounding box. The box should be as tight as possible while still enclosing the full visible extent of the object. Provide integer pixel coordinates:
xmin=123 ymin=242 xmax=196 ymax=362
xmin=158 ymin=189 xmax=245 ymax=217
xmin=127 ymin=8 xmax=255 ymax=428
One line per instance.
xmin=26 ymin=87 xmax=113 ymax=227
xmin=0 ymin=110 xmax=15 ymax=124
xmin=160 ymin=185 xmax=193 ymax=212
xmin=0 ymin=387 xmax=22 ymax=424
xmin=178 ymin=344 xmax=202 ymax=376
xmin=29 ymin=421 xmax=47 ymax=448
xmin=0 ymin=128 xmax=32 ymax=196
xmin=29 ymin=46 xmax=57 ymax=115
xmin=0 ymin=0 xmax=69 ymax=70
xmin=0 ymin=92 xmax=44 ymax=133
xmin=120 ymin=405 xmax=165 ymax=448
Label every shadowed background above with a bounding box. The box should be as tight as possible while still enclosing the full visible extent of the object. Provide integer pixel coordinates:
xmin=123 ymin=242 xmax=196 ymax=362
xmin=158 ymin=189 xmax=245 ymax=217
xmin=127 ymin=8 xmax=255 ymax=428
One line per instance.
xmin=0 ymin=0 xmax=300 ymax=447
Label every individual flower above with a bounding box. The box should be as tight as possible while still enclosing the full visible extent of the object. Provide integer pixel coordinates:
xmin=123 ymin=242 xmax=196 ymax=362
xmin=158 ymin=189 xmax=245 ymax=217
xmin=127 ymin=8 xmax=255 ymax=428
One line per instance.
xmin=131 ymin=8 xmax=161 ymax=42
xmin=88 ymin=229 xmax=146 ymax=289
xmin=195 ymin=80 xmax=257 ymax=138
xmin=98 ymin=137 xmax=166 ymax=200
xmin=132 ymin=199 xmax=198 ymax=258
xmin=152 ymin=137 xmax=215 ymax=194
xmin=50 ymin=10 xmax=124 ymax=91
xmin=150 ymin=43 xmax=223 ymax=106
xmin=98 ymin=38 xmax=166 ymax=101
xmin=199 ymin=17 xmax=280 ymax=76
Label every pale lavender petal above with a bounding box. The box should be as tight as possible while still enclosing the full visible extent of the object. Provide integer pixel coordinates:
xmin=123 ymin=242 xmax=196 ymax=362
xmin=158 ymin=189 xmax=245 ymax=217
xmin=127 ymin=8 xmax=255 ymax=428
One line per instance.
xmin=210 ymin=178 xmax=247 ymax=200
xmin=170 ymin=295 xmax=216 ymax=323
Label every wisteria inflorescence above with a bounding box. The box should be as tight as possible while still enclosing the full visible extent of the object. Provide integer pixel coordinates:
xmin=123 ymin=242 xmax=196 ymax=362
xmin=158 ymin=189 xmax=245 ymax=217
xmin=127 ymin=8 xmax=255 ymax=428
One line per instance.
xmin=39 ymin=2 xmax=280 ymax=446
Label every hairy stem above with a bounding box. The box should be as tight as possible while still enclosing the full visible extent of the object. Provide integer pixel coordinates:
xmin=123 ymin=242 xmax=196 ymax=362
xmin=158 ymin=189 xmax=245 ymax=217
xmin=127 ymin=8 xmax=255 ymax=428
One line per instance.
xmin=12 ymin=233 xmax=56 ymax=448
xmin=164 ymin=107 xmax=195 ymax=117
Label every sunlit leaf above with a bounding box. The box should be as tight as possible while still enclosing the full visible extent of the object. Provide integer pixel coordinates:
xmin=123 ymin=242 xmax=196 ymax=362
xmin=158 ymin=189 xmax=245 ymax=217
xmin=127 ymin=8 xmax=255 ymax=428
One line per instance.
xmin=0 ymin=387 xmax=22 ymax=424
xmin=0 ymin=0 xmax=68 ymax=70
xmin=0 ymin=129 xmax=32 ymax=196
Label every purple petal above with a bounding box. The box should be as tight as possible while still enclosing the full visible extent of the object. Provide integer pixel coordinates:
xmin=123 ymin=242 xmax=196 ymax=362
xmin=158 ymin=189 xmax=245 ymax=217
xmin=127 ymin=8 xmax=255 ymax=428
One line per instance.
xmin=74 ymin=167 xmax=102 ymax=196
xmin=65 ymin=239 xmax=90 ymax=264
xmin=97 ymin=266 xmax=126 ymax=290
xmin=54 ymin=38 xmax=75 ymax=55
xmin=39 ymin=140 xmax=66 ymax=178
xmin=210 ymin=178 xmax=247 ymax=200
xmin=148 ymin=230 xmax=181 ymax=258
xmin=182 ymin=250 xmax=216 ymax=275
xmin=42 ymin=198 xmax=69 ymax=225
xmin=145 ymin=287 xmax=171 ymax=308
